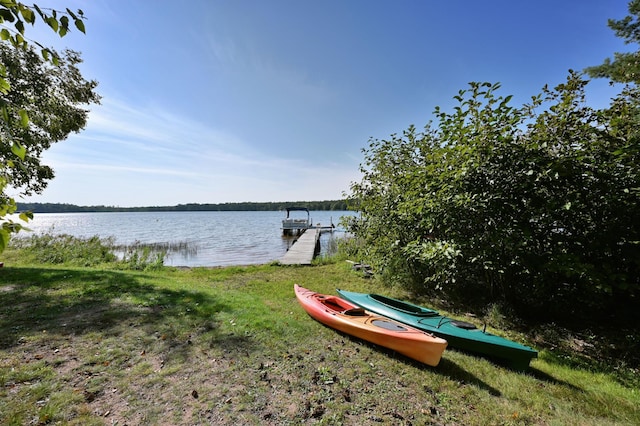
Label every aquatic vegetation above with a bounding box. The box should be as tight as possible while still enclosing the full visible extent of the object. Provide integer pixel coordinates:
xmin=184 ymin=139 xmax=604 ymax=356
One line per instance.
xmin=8 ymin=233 xmax=196 ymax=270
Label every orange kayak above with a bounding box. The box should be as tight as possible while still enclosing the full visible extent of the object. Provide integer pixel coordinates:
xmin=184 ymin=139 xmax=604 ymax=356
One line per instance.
xmin=294 ymin=284 xmax=447 ymax=366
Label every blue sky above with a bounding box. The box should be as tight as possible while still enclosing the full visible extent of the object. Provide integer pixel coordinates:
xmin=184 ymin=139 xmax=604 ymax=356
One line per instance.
xmin=17 ymin=0 xmax=631 ymax=207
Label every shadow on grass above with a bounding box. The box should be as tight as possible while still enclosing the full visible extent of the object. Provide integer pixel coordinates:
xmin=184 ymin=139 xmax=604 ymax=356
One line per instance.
xmin=536 ymin=349 xmax=639 ymax=390
xmin=435 ymin=357 xmax=502 ymax=396
xmin=526 ymin=365 xmax=582 ymax=390
xmin=0 ymin=266 xmax=254 ymax=355
xmin=360 ymin=339 xmax=503 ymax=396
xmin=316 ymin=324 xmax=503 ymax=397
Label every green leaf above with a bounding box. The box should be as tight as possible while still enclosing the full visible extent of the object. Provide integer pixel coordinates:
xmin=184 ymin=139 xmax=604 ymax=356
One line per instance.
xmin=19 ymin=6 xmax=34 ymax=23
xmin=18 ymin=108 xmax=28 ymax=127
xmin=46 ymin=16 xmax=58 ymax=32
xmin=0 ymin=229 xmax=8 ymax=252
xmin=11 ymin=141 xmax=26 ymax=160
xmin=0 ymin=28 xmax=9 ymax=40
xmin=1 ymin=104 xmax=9 ymax=121
xmin=0 ymin=8 xmax=15 ymax=22
xmin=19 ymin=211 xmax=33 ymax=222
xmin=0 ymin=77 xmax=10 ymax=94
xmin=14 ymin=18 xmax=24 ymax=34
xmin=74 ymin=18 xmax=85 ymax=34
xmin=65 ymin=8 xmax=76 ymax=19
xmin=14 ymin=32 xmax=24 ymax=48
xmin=33 ymin=4 xmax=44 ymax=18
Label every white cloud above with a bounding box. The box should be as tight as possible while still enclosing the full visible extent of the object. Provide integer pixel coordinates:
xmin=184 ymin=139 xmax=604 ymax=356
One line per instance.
xmin=26 ymin=93 xmax=360 ymax=206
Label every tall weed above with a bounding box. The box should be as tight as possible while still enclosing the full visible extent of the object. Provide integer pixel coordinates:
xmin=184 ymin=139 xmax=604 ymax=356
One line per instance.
xmin=119 ymin=246 xmax=166 ymax=271
xmin=8 ymin=233 xmax=166 ymax=270
xmin=11 ymin=234 xmax=117 ymax=266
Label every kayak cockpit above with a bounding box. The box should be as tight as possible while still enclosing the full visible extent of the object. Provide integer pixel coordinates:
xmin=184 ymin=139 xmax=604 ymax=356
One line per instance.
xmin=318 ymin=295 xmax=353 ymax=313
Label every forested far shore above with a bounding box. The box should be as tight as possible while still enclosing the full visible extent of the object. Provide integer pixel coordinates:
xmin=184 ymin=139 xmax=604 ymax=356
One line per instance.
xmin=17 ymin=200 xmax=350 ymax=213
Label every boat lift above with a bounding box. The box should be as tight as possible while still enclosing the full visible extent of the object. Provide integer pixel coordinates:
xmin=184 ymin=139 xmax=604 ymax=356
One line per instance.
xmin=281 ymin=207 xmax=311 ymax=236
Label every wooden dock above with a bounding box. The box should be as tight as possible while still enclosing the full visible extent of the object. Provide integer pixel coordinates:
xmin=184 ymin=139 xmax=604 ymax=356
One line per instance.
xmin=280 ymin=228 xmax=320 ymax=265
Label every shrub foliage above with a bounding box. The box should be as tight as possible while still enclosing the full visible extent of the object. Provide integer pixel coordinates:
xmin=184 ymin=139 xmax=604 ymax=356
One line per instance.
xmin=346 ymin=73 xmax=640 ymax=319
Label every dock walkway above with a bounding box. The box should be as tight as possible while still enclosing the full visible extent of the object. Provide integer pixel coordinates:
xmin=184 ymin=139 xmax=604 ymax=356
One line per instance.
xmin=280 ymin=228 xmax=320 ymax=265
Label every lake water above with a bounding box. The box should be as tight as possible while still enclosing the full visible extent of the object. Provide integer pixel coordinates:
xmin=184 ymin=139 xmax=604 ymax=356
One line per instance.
xmin=13 ymin=210 xmax=356 ymax=267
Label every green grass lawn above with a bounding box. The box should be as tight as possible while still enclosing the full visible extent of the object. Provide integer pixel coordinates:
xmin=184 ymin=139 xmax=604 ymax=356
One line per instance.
xmin=1 ymin=260 xmax=638 ymax=425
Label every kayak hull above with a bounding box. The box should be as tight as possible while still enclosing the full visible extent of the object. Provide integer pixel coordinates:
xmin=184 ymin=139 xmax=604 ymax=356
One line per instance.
xmin=337 ymin=289 xmax=537 ymax=370
xmin=294 ymin=284 xmax=447 ymax=366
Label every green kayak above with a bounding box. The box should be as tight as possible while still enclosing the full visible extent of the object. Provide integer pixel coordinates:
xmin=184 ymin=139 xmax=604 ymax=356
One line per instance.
xmin=336 ymin=289 xmax=537 ymax=370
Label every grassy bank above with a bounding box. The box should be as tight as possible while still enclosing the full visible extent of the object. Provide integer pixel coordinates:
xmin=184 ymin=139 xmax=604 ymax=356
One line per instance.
xmin=1 ymin=257 xmax=639 ymax=425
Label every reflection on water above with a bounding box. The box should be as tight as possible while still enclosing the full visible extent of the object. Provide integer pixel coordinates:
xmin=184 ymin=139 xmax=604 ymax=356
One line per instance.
xmin=112 ymin=240 xmax=199 ymax=262
xmin=15 ymin=210 xmax=356 ymax=267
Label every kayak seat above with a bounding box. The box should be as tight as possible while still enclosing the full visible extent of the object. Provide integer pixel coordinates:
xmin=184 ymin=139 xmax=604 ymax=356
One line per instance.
xmin=343 ymin=307 xmax=366 ymax=316
xmin=322 ymin=297 xmax=350 ymax=311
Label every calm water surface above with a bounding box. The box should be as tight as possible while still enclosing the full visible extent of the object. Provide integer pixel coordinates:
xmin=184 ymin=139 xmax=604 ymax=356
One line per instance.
xmin=17 ymin=210 xmax=356 ymax=267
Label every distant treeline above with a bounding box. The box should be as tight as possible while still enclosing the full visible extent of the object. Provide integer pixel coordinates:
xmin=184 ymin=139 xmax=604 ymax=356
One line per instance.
xmin=17 ymin=200 xmax=351 ymax=213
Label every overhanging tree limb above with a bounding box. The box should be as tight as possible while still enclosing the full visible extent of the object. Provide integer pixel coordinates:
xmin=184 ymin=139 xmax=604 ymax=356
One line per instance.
xmin=0 ymin=2 xmax=92 ymax=252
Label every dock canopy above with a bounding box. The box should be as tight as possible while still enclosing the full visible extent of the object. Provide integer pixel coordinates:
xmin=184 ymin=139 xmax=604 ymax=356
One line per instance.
xmin=285 ymin=207 xmax=309 ymax=217
xmin=282 ymin=207 xmax=311 ymax=236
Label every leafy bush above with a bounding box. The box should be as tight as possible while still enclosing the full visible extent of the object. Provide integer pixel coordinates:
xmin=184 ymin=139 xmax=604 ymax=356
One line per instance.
xmin=347 ymin=74 xmax=640 ymax=321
